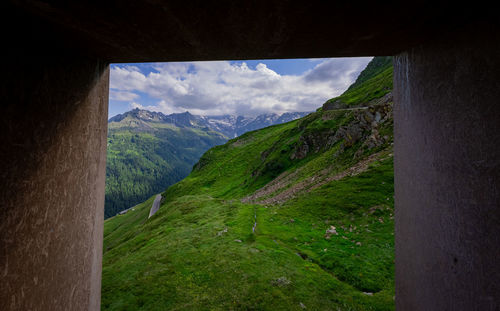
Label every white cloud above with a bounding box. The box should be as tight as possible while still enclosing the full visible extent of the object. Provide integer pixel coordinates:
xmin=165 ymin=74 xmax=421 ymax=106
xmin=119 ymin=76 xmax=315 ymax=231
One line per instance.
xmin=129 ymin=100 xmax=183 ymax=115
xmin=110 ymin=57 xmax=372 ymax=116
xmin=130 ymin=102 xmax=142 ymax=109
xmin=109 ymin=90 xmax=139 ymax=101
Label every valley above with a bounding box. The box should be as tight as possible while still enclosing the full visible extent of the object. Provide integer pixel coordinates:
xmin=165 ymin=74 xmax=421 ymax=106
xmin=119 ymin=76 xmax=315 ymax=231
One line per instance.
xmin=105 ymin=110 xmax=310 ymax=218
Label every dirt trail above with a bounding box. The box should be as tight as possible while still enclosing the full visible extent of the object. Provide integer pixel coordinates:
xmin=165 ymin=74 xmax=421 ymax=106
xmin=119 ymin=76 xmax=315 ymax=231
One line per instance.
xmin=243 ymin=150 xmax=391 ymax=205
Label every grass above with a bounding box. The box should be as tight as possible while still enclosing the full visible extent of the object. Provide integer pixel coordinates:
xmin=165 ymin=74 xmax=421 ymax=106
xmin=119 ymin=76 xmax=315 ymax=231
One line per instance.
xmin=102 ymin=112 xmax=395 ymax=310
xmin=324 ymin=60 xmax=392 ymax=108
xmin=102 ymin=158 xmax=394 ymax=310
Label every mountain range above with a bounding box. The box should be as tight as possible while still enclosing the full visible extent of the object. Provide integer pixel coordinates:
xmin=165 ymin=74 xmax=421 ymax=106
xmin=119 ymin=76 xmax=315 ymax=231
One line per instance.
xmin=109 ymin=110 xmax=311 ymax=138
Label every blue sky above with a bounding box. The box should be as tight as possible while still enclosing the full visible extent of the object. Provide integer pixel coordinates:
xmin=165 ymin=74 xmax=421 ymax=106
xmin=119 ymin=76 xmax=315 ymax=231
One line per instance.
xmin=109 ymin=57 xmax=372 ymax=118
xmin=231 ymin=58 xmax=325 ymax=76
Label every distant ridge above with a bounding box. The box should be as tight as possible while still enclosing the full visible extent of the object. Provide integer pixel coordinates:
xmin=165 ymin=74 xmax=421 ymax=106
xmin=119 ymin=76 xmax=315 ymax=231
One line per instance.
xmin=109 ymin=109 xmax=312 ymax=138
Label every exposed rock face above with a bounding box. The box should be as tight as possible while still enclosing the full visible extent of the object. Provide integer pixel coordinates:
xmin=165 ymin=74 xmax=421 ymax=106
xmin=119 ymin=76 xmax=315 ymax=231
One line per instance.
xmin=290 ymin=139 xmax=311 ymax=160
xmin=290 ymin=93 xmax=393 ymax=161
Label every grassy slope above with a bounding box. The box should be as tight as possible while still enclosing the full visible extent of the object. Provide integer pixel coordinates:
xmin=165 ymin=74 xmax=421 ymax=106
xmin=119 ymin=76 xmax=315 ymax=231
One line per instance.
xmin=102 ymin=57 xmax=394 ymax=310
xmin=346 ymin=57 xmax=392 ymax=91
xmin=323 ymin=58 xmax=392 ymax=108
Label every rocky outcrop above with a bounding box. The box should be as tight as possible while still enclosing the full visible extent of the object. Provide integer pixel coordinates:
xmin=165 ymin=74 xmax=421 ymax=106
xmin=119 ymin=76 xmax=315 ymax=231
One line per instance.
xmin=324 ymin=226 xmax=338 ymax=239
xmin=290 ymin=93 xmax=392 ymax=161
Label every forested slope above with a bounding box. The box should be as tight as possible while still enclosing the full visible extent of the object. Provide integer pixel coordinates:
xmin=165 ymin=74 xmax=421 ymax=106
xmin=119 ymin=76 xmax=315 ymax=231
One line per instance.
xmin=105 ymin=118 xmax=226 ymax=218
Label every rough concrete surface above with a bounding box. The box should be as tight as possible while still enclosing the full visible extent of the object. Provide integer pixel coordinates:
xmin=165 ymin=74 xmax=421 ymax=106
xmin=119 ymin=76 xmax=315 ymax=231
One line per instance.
xmin=0 ymin=56 xmax=109 ymax=310
xmin=394 ymin=29 xmax=500 ymax=310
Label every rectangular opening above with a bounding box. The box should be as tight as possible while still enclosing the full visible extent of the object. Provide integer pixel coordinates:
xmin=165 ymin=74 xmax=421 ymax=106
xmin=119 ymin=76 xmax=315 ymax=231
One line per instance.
xmin=102 ymin=56 xmax=394 ymax=310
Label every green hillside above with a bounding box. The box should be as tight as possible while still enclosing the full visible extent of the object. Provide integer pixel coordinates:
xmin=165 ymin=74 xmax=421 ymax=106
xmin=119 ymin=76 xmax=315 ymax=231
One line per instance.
xmin=102 ymin=57 xmax=395 ymax=310
xmin=323 ymin=57 xmax=392 ymax=110
xmin=105 ymin=118 xmax=227 ymax=218
xmin=347 ymin=57 xmax=392 ymax=91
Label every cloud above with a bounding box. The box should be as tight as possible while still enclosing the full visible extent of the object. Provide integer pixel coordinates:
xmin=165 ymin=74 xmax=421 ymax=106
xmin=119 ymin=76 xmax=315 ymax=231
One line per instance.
xmin=130 ymin=100 xmax=184 ymax=115
xmin=304 ymin=58 xmax=367 ymax=85
xmin=110 ymin=57 xmax=372 ymax=116
xmin=109 ymin=90 xmax=139 ymax=101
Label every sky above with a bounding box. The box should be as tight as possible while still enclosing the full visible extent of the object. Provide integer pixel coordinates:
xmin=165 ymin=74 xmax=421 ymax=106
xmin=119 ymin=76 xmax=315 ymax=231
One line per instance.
xmin=108 ymin=57 xmax=372 ymax=118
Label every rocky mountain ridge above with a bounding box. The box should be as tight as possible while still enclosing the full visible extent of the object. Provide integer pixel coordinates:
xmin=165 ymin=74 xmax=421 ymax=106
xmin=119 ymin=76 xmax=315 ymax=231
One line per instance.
xmin=109 ymin=109 xmax=311 ymax=138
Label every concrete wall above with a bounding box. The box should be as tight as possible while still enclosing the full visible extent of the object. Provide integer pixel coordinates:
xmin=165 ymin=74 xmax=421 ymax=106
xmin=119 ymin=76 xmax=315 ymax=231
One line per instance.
xmin=0 ymin=57 xmax=109 ymax=310
xmin=394 ymin=29 xmax=500 ymax=310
